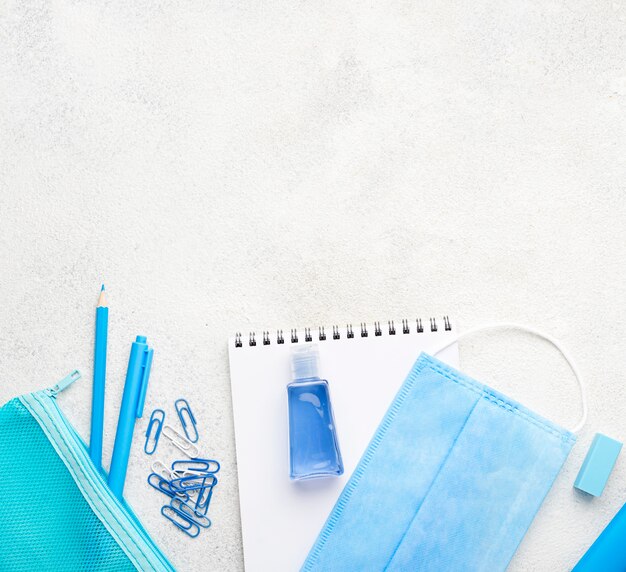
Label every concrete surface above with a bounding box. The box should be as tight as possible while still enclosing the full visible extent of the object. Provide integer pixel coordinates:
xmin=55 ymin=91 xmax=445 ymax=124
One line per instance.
xmin=1 ymin=1 xmax=626 ymax=570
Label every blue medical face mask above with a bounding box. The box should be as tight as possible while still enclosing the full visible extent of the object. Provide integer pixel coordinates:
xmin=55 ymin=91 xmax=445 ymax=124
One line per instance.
xmin=302 ymin=324 xmax=587 ymax=572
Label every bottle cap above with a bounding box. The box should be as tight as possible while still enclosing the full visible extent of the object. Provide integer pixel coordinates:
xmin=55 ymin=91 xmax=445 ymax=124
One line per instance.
xmin=291 ymin=345 xmax=320 ymax=380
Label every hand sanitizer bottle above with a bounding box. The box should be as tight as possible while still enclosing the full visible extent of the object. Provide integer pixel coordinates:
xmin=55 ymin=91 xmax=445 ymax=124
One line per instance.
xmin=288 ymin=345 xmax=344 ymax=480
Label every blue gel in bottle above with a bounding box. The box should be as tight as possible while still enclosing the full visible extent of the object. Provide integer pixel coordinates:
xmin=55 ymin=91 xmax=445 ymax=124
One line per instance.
xmin=288 ymin=345 xmax=343 ymax=480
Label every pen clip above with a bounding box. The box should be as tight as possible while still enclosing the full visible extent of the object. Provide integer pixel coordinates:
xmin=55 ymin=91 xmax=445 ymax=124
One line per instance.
xmin=136 ymin=347 xmax=153 ymax=418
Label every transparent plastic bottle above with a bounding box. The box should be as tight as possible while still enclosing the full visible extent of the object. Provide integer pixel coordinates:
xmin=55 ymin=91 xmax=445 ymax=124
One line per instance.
xmin=288 ymin=345 xmax=344 ymax=480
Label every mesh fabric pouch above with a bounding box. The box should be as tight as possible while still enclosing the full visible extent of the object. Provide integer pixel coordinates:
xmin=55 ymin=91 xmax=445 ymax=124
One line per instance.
xmin=0 ymin=373 xmax=175 ymax=571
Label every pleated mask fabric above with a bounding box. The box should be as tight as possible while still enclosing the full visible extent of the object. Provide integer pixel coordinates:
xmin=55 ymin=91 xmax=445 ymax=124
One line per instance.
xmin=302 ymin=353 xmax=576 ymax=572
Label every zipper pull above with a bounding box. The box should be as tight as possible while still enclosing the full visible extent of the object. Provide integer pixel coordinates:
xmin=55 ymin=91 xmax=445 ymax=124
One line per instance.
xmin=48 ymin=370 xmax=82 ymax=397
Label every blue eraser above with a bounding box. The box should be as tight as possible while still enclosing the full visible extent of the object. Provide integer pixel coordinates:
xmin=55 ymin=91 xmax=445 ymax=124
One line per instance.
xmin=574 ymin=433 xmax=622 ymax=497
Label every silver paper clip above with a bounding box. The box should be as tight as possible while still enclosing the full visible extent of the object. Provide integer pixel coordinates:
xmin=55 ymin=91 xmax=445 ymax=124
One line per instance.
xmin=151 ymin=460 xmax=175 ymax=481
xmin=162 ymin=424 xmax=200 ymax=458
xmin=171 ymin=458 xmax=220 ymax=476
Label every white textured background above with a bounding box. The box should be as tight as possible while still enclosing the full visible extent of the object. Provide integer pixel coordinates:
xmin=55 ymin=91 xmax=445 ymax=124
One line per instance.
xmin=1 ymin=1 xmax=626 ymax=570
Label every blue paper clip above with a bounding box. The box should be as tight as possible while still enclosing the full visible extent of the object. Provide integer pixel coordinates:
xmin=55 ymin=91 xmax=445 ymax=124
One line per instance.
xmin=170 ymin=498 xmax=211 ymax=528
xmin=195 ymin=481 xmax=215 ymax=513
xmin=170 ymin=474 xmax=218 ymax=492
xmin=171 ymin=458 xmax=220 ymax=475
xmin=175 ymin=398 xmax=198 ymax=443
xmin=147 ymin=473 xmax=189 ymax=502
xmin=144 ymin=409 xmax=165 ymax=455
xmin=161 ymin=505 xmax=200 ymax=538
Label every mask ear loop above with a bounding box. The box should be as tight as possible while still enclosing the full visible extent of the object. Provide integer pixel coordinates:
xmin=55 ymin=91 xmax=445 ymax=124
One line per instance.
xmin=432 ymin=322 xmax=588 ymax=434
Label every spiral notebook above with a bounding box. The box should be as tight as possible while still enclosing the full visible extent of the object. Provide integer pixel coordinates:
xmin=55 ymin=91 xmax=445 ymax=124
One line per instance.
xmin=228 ymin=317 xmax=459 ymax=572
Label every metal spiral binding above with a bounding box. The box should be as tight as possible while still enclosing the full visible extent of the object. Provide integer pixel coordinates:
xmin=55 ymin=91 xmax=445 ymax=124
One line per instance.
xmin=235 ymin=316 xmax=452 ymax=347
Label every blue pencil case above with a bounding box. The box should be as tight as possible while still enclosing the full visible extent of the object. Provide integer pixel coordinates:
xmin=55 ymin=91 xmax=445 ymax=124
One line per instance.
xmin=0 ymin=371 xmax=175 ymax=571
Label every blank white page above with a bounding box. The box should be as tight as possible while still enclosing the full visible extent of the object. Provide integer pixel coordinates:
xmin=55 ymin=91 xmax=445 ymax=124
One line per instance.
xmin=228 ymin=318 xmax=458 ymax=572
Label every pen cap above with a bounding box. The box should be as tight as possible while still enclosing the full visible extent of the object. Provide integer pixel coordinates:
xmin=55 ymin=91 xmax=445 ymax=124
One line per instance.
xmin=291 ymin=345 xmax=320 ymax=380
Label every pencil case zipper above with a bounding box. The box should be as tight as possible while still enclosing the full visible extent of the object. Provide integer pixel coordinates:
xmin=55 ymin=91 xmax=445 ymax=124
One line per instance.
xmin=19 ymin=372 xmax=174 ymax=572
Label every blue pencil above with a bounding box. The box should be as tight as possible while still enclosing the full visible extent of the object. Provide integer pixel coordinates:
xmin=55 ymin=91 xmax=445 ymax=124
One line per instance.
xmin=90 ymin=284 xmax=108 ymax=471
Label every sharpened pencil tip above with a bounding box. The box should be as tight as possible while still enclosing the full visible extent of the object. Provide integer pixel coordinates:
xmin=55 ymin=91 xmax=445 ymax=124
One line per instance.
xmin=97 ymin=285 xmax=107 ymax=307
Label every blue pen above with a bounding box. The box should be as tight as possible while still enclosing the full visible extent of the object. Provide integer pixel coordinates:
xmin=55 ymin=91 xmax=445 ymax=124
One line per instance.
xmin=89 ymin=285 xmax=108 ymax=471
xmin=108 ymin=335 xmax=154 ymax=499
